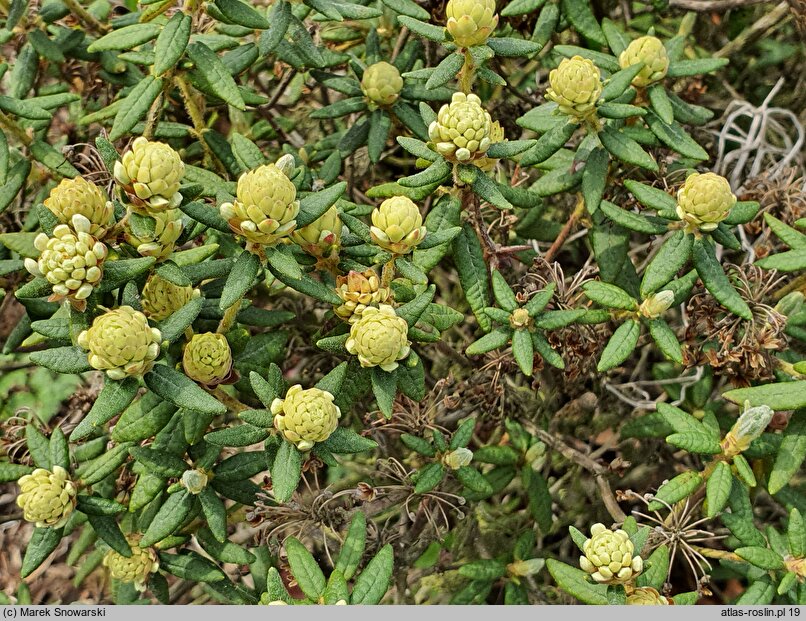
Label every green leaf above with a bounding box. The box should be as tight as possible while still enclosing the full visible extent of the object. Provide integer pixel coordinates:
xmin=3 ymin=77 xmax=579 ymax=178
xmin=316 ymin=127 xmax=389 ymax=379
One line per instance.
xmin=666 ymin=57 xmax=728 ymax=78
xmin=459 ymin=559 xmax=508 ymax=580
xmin=601 ymin=63 xmax=644 ymax=101
xmin=145 ymin=365 xmax=228 ymax=415
xmin=523 ymin=465 xmax=552 ymax=533
xmin=87 ymin=514 xmax=131 ymax=558
xmin=76 ymin=496 xmax=127 ymax=516
xmin=129 ymin=446 xmax=187 ymax=478
xmin=219 ymin=250 xmax=260 ymax=311
xmin=271 ymin=440 xmax=302 ymax=503
xmin=599 ymin=126 xmax=658 ymax=172
xmin=109 ymin=76 xmax=163 ymax=141
xmin=560 ymin=0 xmax=606 ymax=46
xmin=581 ymin=147 xmax=608 ymax=213
xmin=706 ymin=461 xmax=733 ymax=517
xmin=768 ymin=410 xmax=806 ymax=494
xmin=624 ymin=180 xmax=676 ymax=213
xmin=0 ymin=160 xmax=31 ymax=215
xmin=154 ymin=12 xmax=192 ymax=76
xmin=511 ymin=329 xmax=534 ymax=376
xmin=666 ymin=431 xmax=721 ymax=454
xmin=463 ymin=165 xmax=513 ymax=209
xmin=640 ymin=230 xmax=693 ymax=296
xmin=77 ymin=442 xmax=134 ymax=486
xmin=334 ymin=512 xmax=366 ymax=581
xmin=414 ymin=462 xmax=445 ymax=494
xmin=319 ymin=427 xmax=378 ymax=454
xmin=788 ymin=508 xmax=805 ymax=558
xmin=351 ymin=544 xmax=394 ymax=604
xmin=648 ymin=318 xmax=683 ymax=364
xmin=647 ymin=84 xmax=674 ymax=124
xmin=205 ymin=424 xmax=269 ymax=447
xmin=87 ymin=23 xmax=161 ymax=52
xmin=546 ymin=560 xmax=608 ymax=605
xmin=647 ymin=471 xmax=703 ymax=510
xmin=141 ymin=489 xmax=194 ymax=547
xmin=187 ymin=41 xmax=246 ymax=110
xmin=644 ymin=111 xmax=708 ymax=161
xmin=0 ymin=95 xmax=51 ymax=120
xmin=70 ymin=377 xmax=140 ymax=442
xmin=583 ymin=281 xmax=637 ymax=310
xmin=371 ymin=366 xmax=397 ymax=419
xmin=600 ymin=200 xmax=668 ymax=234
xmin=29 ymin=346 xmax=92 ymax=374
xmin=285 ymin=537 xmax=326 ymax=599
xmin=596 ymin=319 xmax=641 ymax=373
xmin=215 ymin=0 xmax=269 ymax=28
xmin=735 ymin=576 xmax=775 ymax=605
xmin=466 ymin=328 xmax=511 ymax=355
xmin=735 ymin=546 xmax=784 ymax=570
xmin=99 ymin=257 xmax=157 ymax=293
xmin=520 ymin=121 xmax=577 ymax=166
xmin=426 ymin=52 xmax=464 ymax=90
xmin=158 ymin=551 xmax=227 ymax=583
xmin=453 ymin=222 xmax=492 ymax=332
xmin=158 ymin=296 xmax=205 ymax=344
xmin=692 ymin=237 xmax=752 ymax=320
xmin=30 ymin=141 xmax=79 ymax=178
xmin=397 ymin=15 xmax=446 ymax=42
xmin=636 ymin=545 xmax=669 ymax=589
xmin=398 ymin=156 xmax=451 ymax=188
xmin=22 ymin=527 xmax=63 ymax=578
xmin=724 ymin=383 xmax=806 ymax=411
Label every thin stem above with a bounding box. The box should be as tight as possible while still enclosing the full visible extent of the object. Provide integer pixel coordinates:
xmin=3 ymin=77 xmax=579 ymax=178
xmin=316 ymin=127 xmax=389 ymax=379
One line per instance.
xmin=457 ymin=50 xmax=475 ymax=94
xmin=217 ymin=300 xmax=241 ymax=334
xmin=380 ymin=258 xmax=397 ymax=289
xmin=61 ymin=0 xmax=109 ymax=33
xmin=0 ymin=111 xmax=32 ymax=146
xmin=175 ymin=74 xmax=216 ymax=168
xmin=209 ymin=387 xmax=250 ymax=413
xmin=543 ymin=197 xmax=585 ymax=264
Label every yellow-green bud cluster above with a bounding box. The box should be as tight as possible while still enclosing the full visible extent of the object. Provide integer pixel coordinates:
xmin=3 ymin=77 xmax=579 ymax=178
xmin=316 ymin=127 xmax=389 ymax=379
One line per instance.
xmin=345 ymin=304 xmax=411 ymax=371
xmin=361 ymin=62 xmax=404 ymax=108
xmin=579 ymin=523 xmax=643 ymax=584
xmin=16 ymin=466 xmax=77 ymax=528
xmin=626 ymin=587 xmax=670 ymax=605
xmin=334 ymin=269 xmax=391 ymax=323
xmin=638 ymin=290 xmax=674 ymax=319
xmin=618 ymin=36 xmax=669 ymax=87
xmin=114 ymin=137 xmax=185 ymax=212
xmin=25 ymin=214 xmax=108 ymax=307
xmin=220 ymin=163 xmax=300 ymax=246
xmin=722 ymin=402 xmax=774 ymax=457
xmin=428 ymin=92 xmax=493 ymax=162
xmin=43 ymin=176 xmax=114 ymax=236
xmin=445 ymin=0 xmax=498 ymax=48
xmin=77 ymin=306 xmax=162 ymax=380
xmin=443 ymin=447 xmax=473 ymax=470
xmin=181 ymin=469 xmax=209 ymax=495
xmin=103 ymin=536 xmax=159 ymax=591
xmin=141 ymin=273 xmax=199 ymax=322
xmin=271 ymin=385 xmax=341 ymax=451
xmin=182 ymin=332 xmax=233 ymax=386
xmin=369 ymin=196 xmax=426 ymax=255
xmin=676 ymin=172 xmax=736 ymax=232
xmin=290 ymin=206 xmax=342 ymax=259
xmin=124 ymin=209 xmax=184 ymax=260
xmin=546 ymin=56 xmax=603 ymax=122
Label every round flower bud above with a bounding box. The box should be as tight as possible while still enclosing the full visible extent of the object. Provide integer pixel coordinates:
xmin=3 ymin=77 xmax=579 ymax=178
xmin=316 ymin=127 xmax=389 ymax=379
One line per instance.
xmin=579 ymin=523 xmax=644 ymax=584
xmin=290 ymin=206 xmax=342 ymax=259
xmin=124 ymin=209 xmax=184 ymax=260
xmin=43 ymin=176 xmax=114 ymax=236
xmin=345 ymin=304 xmax=411 ymax=371
xmin=220 ymin=164 xmax=300 ymax=246
xmin=103 ymin=536 xmax=159 ymax=591
xmin=182 ymin=332 xmax=233 ymax=386
xmin=77 ymin=306 xmax=162 ymax=380
xmin=445 ymin=0 xmax=498 ymax=48
xmin=181 ymin=469 xmax=209 ymax=495
xmin=141 ymin=273 xmax=198 ymax=322
xmin=24 ymin=214 xmax=108 ymax=309
xmin=16 ymin=466 xmax=77 ymax=528
xmin=335 ymin=269 xmax=392 ymax=323
xmin=428 ymin=92 xmax=493 ymax=162
xmin=370 ymin=196 xmax=426 ymax=255
xmin=546 ymin=56 xmax=603 ymax=122
xmin=270 ymin=385 xmax=341 ymax=451
xmin=114 ymin=137 xmax=185 ymax=212
xmin=618 ymin=36 xmax=669 ymax=87
xmin=638 ymin=290 xmax=674 ymax=319
xmin=675 ymin=172 xmax=736 ymax=232
xmin=361 ymin=62 xmax=404 ymax=108
xmin=627 ymin=587 xmax=670 ymax=605
xmin=443 ymin=447 xmax=473 ymax=470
